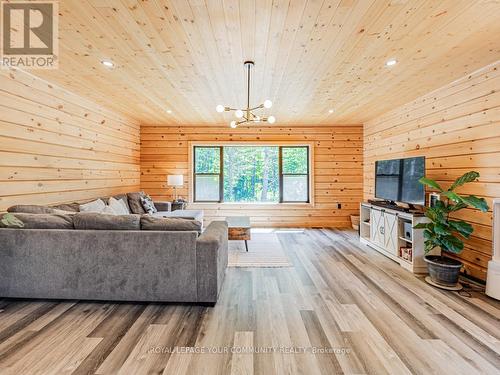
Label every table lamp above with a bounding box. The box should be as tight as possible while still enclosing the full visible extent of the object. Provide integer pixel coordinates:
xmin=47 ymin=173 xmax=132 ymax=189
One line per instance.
xmin=167 ymin=175 xmax=184 ymax=202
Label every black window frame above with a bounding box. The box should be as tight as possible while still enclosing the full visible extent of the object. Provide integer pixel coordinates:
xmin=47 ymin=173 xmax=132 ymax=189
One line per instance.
xmin=193 ymin=145 xmax=310 ymax=203
xmin=193 ymin=146 xmax=223 ymax=202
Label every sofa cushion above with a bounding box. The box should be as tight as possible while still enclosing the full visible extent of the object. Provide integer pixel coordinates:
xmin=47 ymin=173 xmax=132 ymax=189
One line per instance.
xmin=102 ymin=205 xmax=117 ymax=215
xmin=73 ymin=212 xmax=141 ymax=230
xmin=140 ymin=195 xmax=157 ymax=214
xmin=7 ymin=205 xmax=57 ymax=214
xmin=112 ymin=194 xmax=131 ymax=213
xmin=127 ymin=192 xmax=147 ymax=214
xmin=154 ymin=210 xmax=204 ymax=224
xmin=51 ymin=202 xmax=80 ymax=212
xmin=108 ymin=197 xmax=129 ymax=215
xmin=0 ymin=213 xmax=74 ymax=229
xmin=79 ymin=199 xmax=106 ymax=213
xmin=141 ymin=216 xmax=202 ymax=233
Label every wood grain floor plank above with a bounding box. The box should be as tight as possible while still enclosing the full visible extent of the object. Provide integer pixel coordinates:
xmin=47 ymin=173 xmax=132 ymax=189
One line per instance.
xmin=300 ymin=310 xmax=344 ymax=375
xmin=230 ymin=331 xmax=253 ymax=375
xmin=71 ymin=303 xmax=147 ymax=375
xmin=3 ymin=303 xmax=112 ymax=374
xmin=95 ymin=304 xmax=164 ymax=375
xmin=0 ymin=302 xmax=58 ymax=343
xmin=0 ymin=229 xmax=498 ymax=375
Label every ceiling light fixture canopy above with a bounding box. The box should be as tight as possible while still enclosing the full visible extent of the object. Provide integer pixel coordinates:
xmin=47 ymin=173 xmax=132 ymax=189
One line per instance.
xmin=385 ymin=58 xmax=397 ymax=67
xmin=101 ymin=60 xmax=115 ymax=68
xmin=216 ymin=61 xmax=275 ymax=128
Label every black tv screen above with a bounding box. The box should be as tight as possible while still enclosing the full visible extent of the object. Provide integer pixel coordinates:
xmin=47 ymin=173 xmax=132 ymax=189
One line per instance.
xmin=375 ymin=156 xmax=425 ymax=205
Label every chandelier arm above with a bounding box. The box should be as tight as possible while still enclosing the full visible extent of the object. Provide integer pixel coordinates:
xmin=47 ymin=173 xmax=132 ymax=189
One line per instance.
xmin=249 ymin=104 xmax=264 ymax=111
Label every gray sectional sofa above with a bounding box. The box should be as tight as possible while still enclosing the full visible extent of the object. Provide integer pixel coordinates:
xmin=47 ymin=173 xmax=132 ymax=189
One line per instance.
xmin=0 ymin=192 xmax=228 ymax=305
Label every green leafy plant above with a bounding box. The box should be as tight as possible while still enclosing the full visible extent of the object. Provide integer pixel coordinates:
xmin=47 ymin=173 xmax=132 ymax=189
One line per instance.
xmin=414 ymin=171 xmax=489 ymax=255
xmin=1 ymin=213 xmax=24 ymax=228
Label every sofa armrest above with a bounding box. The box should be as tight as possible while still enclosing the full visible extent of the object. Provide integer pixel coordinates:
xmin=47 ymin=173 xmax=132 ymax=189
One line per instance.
xmin=154 ymin=201 xmax=171 ymax=212
xmin=195 ymin=221 xmax=228 ymax=303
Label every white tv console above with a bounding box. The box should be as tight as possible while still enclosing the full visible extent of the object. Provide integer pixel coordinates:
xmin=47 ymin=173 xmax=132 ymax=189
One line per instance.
xmin=359 ymin=202 xmax=439 ymax=274
xmin=486 ymin=199 xmax=500 ymax=300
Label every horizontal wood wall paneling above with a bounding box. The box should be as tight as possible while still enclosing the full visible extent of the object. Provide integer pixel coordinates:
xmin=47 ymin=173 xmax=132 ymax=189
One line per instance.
xmin=1 ymin=69 xmax=139 ymax=131
xmin=141 ymin=125 xmax=363 ymax=227
xmin=0 ymin=69 xmax=140 ymax=211
xmin=364 ymin=62 xmax=500 ymax=281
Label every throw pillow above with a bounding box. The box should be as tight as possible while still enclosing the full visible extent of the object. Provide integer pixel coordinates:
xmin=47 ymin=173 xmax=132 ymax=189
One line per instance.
xmin=108 ymin=197 xmax=129 ymax=215
xmin=112 ymin=194 xmax=131 ymax=213
xmin=127 ymin=192 xmax=147 ymax=214
xmin=140 ymin=195 xmax=157 ymax=214
xmin=79 ymin=199 xmax=106 ymax=213
xmin=102 ymin=205 xmax=117 ymax=215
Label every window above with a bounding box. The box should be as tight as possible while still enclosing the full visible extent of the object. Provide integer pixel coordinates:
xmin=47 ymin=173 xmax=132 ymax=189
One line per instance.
xmin=280 ymin=147 xmax=309 ymax=203
xmin=194 ymin=147 xmax=222 ymax=202
xmin=193 ymin=145 xmax=310 ymax=203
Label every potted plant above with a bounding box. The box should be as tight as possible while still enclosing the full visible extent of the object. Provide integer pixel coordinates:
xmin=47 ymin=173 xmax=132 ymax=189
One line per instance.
xmin=415 ymin=171 xmax=489 ymax=289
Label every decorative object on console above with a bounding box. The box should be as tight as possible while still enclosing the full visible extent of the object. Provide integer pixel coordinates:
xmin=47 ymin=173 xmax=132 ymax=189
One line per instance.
xmin=403 ymin=221 xmax=413 ymax=241
xmin=400 ymin=247 xmax=412 ymax=262
xmin=416 ymin=171 xmax=489 ymax=290
xmin=215 ymin=61 xmax=276 ymax=128
xmin=429 ymin=193 xmax=440 ymax=208
xmin=486 ymin=198 xmax=500 ymax=300
xmin=167 ymin=174 xmax=184 ymax=201
xmin=171 ymin=201 xmax=187 ymax=211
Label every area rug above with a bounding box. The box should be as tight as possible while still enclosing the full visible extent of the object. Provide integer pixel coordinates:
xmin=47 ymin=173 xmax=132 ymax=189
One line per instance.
xmin=228 ymin=229 xmax=293 ymax=268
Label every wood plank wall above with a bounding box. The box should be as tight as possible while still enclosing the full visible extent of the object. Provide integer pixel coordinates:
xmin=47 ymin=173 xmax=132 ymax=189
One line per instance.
xmin=364 ymin=61 xmax=500 ymax=281
xmin=141 ymin=125 xmax=363 ymax=227
xmin=0 ymin=68 xmax=141 ymax=211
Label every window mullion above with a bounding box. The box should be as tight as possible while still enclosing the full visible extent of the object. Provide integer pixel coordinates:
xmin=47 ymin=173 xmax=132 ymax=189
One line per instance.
xmin=279 ymin=146 xmax=283 ymax=203
xmin=219 ymin=146 xmax=223 ymax=203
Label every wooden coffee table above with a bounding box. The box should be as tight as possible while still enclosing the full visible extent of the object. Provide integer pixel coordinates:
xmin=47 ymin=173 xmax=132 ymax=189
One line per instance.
xmin=226 ymin=216 xmax=251 ymax=252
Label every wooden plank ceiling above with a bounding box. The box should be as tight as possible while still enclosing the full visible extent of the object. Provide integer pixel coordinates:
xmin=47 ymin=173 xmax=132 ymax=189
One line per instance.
xmin=33 ymin=0 xmax=500 ymax=126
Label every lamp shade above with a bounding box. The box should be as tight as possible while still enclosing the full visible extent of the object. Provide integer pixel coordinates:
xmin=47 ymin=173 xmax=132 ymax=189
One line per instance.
xmin=167 ymin=174 xmax=184 ymax=187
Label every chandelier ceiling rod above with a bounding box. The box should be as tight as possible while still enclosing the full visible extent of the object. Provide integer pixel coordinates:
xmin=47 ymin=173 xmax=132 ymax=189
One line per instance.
xmin=215 ymin=61 xmax=276 ymax=128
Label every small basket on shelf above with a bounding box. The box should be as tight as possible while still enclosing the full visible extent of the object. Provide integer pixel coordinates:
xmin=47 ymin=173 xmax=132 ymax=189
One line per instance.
xmin=350 ymin=215 xmax=360 ymax=230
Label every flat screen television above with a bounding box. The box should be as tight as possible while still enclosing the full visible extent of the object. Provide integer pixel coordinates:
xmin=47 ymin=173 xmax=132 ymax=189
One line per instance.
xmin=375 ymin=156 xmax=425 ymax=205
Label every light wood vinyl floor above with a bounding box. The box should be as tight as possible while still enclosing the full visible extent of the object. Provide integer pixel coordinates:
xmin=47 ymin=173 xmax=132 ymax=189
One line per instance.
xmin=0 ymin=229 xmax=499 ymax=375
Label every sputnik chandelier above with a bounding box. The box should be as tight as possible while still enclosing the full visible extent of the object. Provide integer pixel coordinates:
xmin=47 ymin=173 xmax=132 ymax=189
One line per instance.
xmin=216 ymin=61 xmax=276 ymax=128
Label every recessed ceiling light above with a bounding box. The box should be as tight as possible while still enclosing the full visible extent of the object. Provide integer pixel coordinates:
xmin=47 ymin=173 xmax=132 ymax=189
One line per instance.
xmin=101 ymin=60 xmax=115 ymax=68
xmin=385 ymin=59 xmax=397 ymax=67
xmin=166 ymin=109 xmax=172 ymax=114
xmin=328 ymin=109 xmax=334 ymax=114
